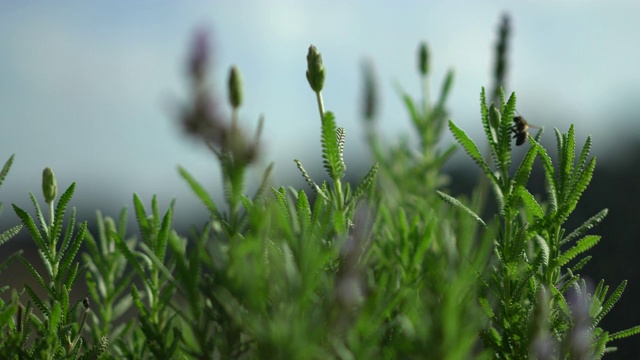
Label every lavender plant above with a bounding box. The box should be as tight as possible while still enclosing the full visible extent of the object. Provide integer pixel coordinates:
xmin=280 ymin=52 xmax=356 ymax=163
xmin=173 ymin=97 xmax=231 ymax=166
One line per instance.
xmin=0 ymin=14 xmax=637 ymax=360
xmin=5 ymin=167 xmax=107 ymax=358
xmin=443 ymin=88 xmax=640 ymax=358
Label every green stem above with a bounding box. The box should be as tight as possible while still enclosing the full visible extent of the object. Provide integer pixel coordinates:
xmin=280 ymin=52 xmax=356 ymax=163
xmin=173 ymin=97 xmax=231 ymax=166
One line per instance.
xmin=314 ymin=90 xmax=346 ymax=214
xmin=49 ymin=201 xmax=55 ymax=250
xmin=231 ymin=108 xmax=239 ymax=133
xmin=316 ymin=91 xmax=325 ymax=122
xmin=69 ymin=308 xmax=89 ymax=352
xmin=421 ymin=73 xmax=430 ymax=118
xmin=49 ymin=201 xmax=54 ymax=228
xmin=335 ymin=178 xmax=344 ymax=210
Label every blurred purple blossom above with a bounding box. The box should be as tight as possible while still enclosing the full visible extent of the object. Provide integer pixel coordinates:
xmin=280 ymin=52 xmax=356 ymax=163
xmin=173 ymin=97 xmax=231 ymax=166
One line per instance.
xmin=189 ymin=28 xmax=211 ymax=80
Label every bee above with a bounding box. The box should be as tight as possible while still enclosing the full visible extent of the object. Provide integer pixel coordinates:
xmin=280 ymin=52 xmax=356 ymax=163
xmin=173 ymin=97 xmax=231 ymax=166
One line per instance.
xmin=512 ymin=115 xmax=540 ymax=146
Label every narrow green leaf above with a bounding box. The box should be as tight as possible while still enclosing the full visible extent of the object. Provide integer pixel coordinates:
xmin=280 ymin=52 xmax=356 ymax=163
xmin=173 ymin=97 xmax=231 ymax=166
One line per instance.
xmin=432 ymin=69 xmax=454 ymax=137
xmin=448 ymin=120 xmax=498 ymax=185
xmin=272 ymin=187 xmax=293 ymax=224
xmin=296 ymin=190 xmax=311 ymax=234
xmin=0 ymin=225 xmax=21 ymax=246
xmin=55 ymin=207 xmax=76 ymax=264
xmin=593 ymin=332 xmax=610 ymax=358
xmin=594 ymin=279 xmax=606 ymax=301
xmin=12 ymin=204 xmax=51 ymax=262
xmin=556 ymin=157 xmax=596 ymax=224
xmin=498 ymin=87 xmax=506 ymax=110
xmin=498 ymin=92 xmax=516 ymax=168
xmin=491 ymin=180 xmax=505 ymax=214
xmin=133 ymin=194 xmax=151 ymax=244
xmin=294 ymin=160 xmax=328 ymax=201
xmin=48 ymin=301 xmax=62 ymax=333
xmin=610 ymin=325 xmax=640 ymax=340
xmin=52 ymin=183 xmax=76 ymax=243
xmin=156 ymin=208 xmax=172 ymax=262
xmin=554 ymin=128 xmax=564 ymax=175
xmin=561 ymin=208 xmax=608 ymax=246
xmin=321 ymin=112 xmax=346 ymax=180
xmin=557 ymin=235 xmax=600 ymax=267
xmin=178 ymin=166 xmax=221 ymax=219
xmin=533 ymin=140 xmax=557 ymax=213
xmin=151 ymin=196 xmax=160 ymax=233
xmin=550 ymin=285 xmax=571 ymax=318
xmin=595 ymin=280 xmax=627 ymax=325
xmin=436 ymin=190 xmax=486 ymax=227
xmin=559 ymin=124 xmax=576 ymax=199
xmin=113 ymin=232 xmax=146 ymax=279
xmin=0 ymin=154 xmax=14 ymax=188
xmin=351 ymin=162 xmax=378 ymax=202
xmin=480 ymin=88 xmax=497 ymax=149
xmin=570 ymin=255 xmax=591 ymax=273
xmin=139 ymin=243 xmax=178 ymax=287
xmin=337 ymin=127 xmax=346 ymax=172
xmin=131 ymin=284 xmax=148 ymax=317
xmin=29 ymin=193 xmax=48 ymax=238
xmin=400 ymin=90 xmax=420 ymax=130
xmin=63 ymin=262 xmax=79 ymax=292
xmin=19 ymin=256 xmax=48 ymax=293
xmin=479 ymin=297 xmax=495 ymax=320
xmin=508 ymin=224 xmax=529 ymax=263
xmin=24 ymin=284 xmax=49 ymax=317
xmin=117 ymin=207 xmax=128 ymax=239
xmin=438 ymin=69 xmax=455 ymax=109
xmin=112 ymin=294 xmax=134 ymax=320
xmin=513 ymin=144 xmax=538 ymax=188
xmin=253 ymin=162 xmax=274 ymax=204
xmin=96 ymin=211 xmax=109 ymax=255
xmin=535 ymin=235 xmax=549 ymax=266
xmin=60 ymin=284 xmax=69 ymax=322
xmin=58 ymin=222 xmax=87 ymax=284
xmin=516 ymin=187 xmax=544 ymax=220
xmin=576 ymin=135 xmax=592 ymax=175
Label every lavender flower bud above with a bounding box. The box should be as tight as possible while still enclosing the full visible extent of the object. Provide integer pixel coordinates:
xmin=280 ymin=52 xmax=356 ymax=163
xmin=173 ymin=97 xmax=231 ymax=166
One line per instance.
xmin=418 ymin=42 xmax=429 ymax=75
xmin=306 ymin=45 xmax=326 ymax=93
xmin=228 ymin=66 xmax=243 ymax=109
xmin=189 ymin=30 xmax=210 ymax=80
xmin=42 ymin=167 xmax=57 ymax=204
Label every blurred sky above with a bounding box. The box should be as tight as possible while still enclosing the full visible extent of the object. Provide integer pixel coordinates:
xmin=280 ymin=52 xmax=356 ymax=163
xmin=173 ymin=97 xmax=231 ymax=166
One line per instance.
xmin=1 ymin=1 xmax=640 ymax=224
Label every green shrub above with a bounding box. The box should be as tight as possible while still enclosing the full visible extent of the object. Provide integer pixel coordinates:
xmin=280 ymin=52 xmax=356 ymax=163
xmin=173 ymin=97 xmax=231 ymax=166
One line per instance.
xmin=0 ymin=14 xmax=637 ymax=360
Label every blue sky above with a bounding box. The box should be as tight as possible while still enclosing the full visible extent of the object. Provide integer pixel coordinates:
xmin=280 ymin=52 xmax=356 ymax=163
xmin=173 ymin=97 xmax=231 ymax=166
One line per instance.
xmin=1 ymin=2 xmax=639 ymax=223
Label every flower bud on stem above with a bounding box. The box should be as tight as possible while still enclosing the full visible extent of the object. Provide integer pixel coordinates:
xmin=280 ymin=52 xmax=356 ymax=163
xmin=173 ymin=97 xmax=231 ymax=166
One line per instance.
xmin=42 ymin=167 xmax=57 ymax=226
xmin=417 ymin=42 xmax=431 ymax=114
xmin=228 ymin=65 xmax=243 ymax=135
xmin=306 ymin=45 xmax=327 ymax=121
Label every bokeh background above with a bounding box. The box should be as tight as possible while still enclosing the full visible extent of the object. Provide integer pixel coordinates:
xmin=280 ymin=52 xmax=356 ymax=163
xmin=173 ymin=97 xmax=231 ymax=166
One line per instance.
xmin=1 ymin=1 xmax=639 ymax=357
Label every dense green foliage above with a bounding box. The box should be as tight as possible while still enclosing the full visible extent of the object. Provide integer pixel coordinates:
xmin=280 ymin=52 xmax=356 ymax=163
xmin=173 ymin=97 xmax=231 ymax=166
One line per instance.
xmin=0 ymin=15 xmax=638 ymax=359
